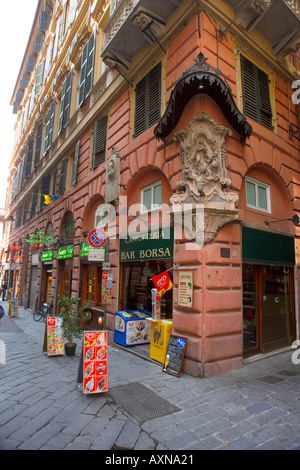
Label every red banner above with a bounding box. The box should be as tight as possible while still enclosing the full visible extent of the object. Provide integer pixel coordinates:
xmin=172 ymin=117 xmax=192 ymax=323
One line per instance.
xmin=152 ymin=271 xmax=173 ymax=297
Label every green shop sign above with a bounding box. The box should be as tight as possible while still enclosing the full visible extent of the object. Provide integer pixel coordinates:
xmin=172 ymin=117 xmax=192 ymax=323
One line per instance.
xmin=25 ymin=231 xmax=53 ymax=246
xmin=119 ymin=227 xmax=173 ymax=262
xmin=41 ymin=251 xmax=53 ymax=262
xmin=57 ymin=246 xmax=74 ymax=260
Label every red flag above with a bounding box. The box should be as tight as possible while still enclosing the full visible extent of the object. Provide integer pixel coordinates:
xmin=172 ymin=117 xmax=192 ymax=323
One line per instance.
xmin=152 ymin=271 xmax=173 ymax=297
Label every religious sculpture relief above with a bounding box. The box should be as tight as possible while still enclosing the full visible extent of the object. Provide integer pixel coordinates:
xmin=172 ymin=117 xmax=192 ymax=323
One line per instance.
xmin=105 ymin=147 xmax=120 ymax=203
xmin=170 ymin=111 xmax=238 ymax=244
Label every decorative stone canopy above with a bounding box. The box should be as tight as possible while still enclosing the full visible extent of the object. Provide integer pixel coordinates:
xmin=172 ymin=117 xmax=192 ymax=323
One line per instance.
xmin=154 ymin=53 xmax=252 ymax=143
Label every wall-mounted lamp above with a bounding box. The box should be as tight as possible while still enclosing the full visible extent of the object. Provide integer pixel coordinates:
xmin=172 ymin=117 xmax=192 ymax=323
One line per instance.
xmin=264 ymin=214 xmax=299 ymax=226
xmin=119 ymin=184 xmax=126 ymax=190
xmin=82 ymin=231 xmax=89 ymax=238
xmin=6 ymin=216 xmax=14 ymax=222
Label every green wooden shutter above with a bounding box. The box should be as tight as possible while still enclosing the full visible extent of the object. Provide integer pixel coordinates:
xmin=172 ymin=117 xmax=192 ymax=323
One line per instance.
xmin=148 ymin=62 xmax=161 ymax=127
xmin=45 ymin=100 xmax=56 ymax=153
xmin=257 ymin=68 xmax=272 ymax=129
xmin=34 ymin=61 xmax=45 ymax=96
xmin=41 ymin=174 xmax=51 ymax=206
xmin=34 ymin=122 xmax=43 ymax=167
xmin=84 ymin=32 xmax=95 ymax=99
xmin=92 ymin=116 xmax=108 ymax=169
xmin=72 ymin=140 xmax=80 ymax=186
xmin=135 ymin=76 xmax=147 ymax=137
xmin=58 ymin=78 xmax=67 ymax=134
xmin=52 ymin=164 xmax=57 ymax=195
xmin=241 ymin=55 xmax=272 ymax=130
xmin=23 ymin=198 xmax=29 ymax=224
xmin=134 ymin=63 xmax=161 ymax=137
xmin=31 ymin=187 xmax=39 ymax=217
xmin=59 ymin=71 xmax=72 ymax=133
xmin=25 ymin=139 xmax=34 ymax=179
xmin=58 ymin=157 xmax=68 ymax=194
xmin=21 ymin=154 xmax=27 ymax=188
xmin=78 ymin=42 xmax=88 ymax=107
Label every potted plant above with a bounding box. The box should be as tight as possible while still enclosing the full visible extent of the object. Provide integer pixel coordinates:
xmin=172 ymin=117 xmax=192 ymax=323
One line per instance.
xmin=58 ymin=295 xmax=92 ymax=356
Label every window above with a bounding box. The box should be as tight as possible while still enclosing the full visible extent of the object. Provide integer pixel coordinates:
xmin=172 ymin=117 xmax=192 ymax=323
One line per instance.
xmin=141 ymin=181 xmax=161 ymax=212
xmin=72 ymin=140 xmax=80 ymax=186
xmin=34 ymin=122 xmax=43 ymax=167
xmin=34 ymin=61 xmax=44 ymax=96
xmin=58 ymin=157 xmax=68 ymax=195
xmin=44 ymin=101 xmax=56 ymax=155
xmin=31 ymin=188 xmax=39 ymax=217
xmin=41 ymin=174 xmax=51 ymax=207
xmin=92 ymin=116 xmax=108 ymax=169
xmin=246 ymin=177 xmax=270 ymax=212
xmin=78 ymin=32 xmax=95 ymax=107
xmin=59 ymin=71 xmax=73 ymax=133
xmin=241 ymin=55 xmax=273 ymax=130
xmin=134 ymin=63 xmax=161 ymax=137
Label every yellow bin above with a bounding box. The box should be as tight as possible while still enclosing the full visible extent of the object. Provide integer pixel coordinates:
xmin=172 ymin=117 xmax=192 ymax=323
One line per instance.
xmin=149 ymin=320 xmax=173 ymax=364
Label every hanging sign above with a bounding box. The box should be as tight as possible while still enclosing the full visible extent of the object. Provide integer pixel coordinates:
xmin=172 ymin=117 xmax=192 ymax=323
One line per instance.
xmin=25 ymin=232 xmax=53 ymax=246
xmin=152 ymin=271 xmax=173 ymax=297
xmin=178 ymin=271 xmax=193 ymax=307
xmin=88 ymin=229 xmax=107 ymax=248
xmin=57 ymin=246 xmax=74 ymax=259
xmin=47 ymin=316 xmax=65 ymax=356
xmin=83 ymin=331 xmax=108 ymax=394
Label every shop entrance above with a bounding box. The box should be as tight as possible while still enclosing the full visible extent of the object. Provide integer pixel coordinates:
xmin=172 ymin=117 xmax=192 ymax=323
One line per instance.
xmin=119 ymin=260 xmax=173 ymax=319
xmin=242 ymin=264 xmax=295 ymax=357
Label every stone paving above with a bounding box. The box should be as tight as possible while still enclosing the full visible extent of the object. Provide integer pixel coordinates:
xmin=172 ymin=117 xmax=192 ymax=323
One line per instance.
xmin=0 ymin=301 xmax=300 ymax=451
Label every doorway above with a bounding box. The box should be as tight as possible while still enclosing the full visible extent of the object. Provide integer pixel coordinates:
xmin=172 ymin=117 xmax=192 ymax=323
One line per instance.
xmin=242 ymin=264 xmax=295 ymax=357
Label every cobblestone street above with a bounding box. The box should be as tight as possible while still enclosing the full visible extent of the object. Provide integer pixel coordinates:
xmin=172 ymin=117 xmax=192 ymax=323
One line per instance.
xmin=1 ymin=302 xmax=300 ymax=451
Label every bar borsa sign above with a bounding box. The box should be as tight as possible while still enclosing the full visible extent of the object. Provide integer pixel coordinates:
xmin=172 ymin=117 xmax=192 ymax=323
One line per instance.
xmin=119 ymin=227 xmax=173 ymax=261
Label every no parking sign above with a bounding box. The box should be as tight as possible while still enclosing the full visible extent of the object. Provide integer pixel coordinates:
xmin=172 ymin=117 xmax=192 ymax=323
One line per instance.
xmin=88 ymin=229 xmax=107 ymax=248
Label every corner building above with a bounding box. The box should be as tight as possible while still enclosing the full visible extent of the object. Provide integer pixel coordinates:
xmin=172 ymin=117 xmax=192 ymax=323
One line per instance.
xmin=2 ymin=0 xmax=300 ymax=377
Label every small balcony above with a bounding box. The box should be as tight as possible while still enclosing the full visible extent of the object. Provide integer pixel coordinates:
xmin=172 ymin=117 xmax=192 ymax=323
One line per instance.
xmin=101 ymin=0 xmax=180 ymax=71
xmin=223 ymin=0 xmax=300 ymax=61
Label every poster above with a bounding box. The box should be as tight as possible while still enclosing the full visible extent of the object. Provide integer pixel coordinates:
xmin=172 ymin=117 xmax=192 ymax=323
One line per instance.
xmin=47 ymin=316 xmax=64 ymax=356
xmin=8 ymin=299 xmax=19 ymax=317
xmin=83 ymin=331 xmax=108 ymax=394
xmin=101 ymin=272 xmax=113 ymax=304
xmin=178 ymin=272 xmax=193 ymax=307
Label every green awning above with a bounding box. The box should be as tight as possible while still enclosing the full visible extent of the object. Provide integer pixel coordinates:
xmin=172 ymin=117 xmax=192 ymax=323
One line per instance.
xmin=242 ymin=227 xmax=295 ymax=264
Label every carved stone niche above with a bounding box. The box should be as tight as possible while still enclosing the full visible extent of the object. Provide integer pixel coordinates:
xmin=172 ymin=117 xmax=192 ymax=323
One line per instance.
xmin=105 ymin=147 xmax=120 ymax=203
xmin=170 ymin=111 xmax=238 ymax=244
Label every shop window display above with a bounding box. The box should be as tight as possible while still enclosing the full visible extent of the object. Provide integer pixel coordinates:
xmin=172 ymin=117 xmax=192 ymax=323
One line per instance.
xmin=120 ymin=260 xmax=173 ymax=319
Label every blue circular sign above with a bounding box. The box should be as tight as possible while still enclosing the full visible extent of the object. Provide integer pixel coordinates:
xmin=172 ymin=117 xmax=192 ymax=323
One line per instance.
xmin=88 ymin=229 xmax=107 ymax=248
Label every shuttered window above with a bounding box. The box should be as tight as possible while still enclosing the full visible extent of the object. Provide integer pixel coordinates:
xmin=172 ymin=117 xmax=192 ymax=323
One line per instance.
xmin=58 ymin=157 xmax=68 ymax=194
xmin=23 ymin=198 xmax=29 ymax=224
xmin=72 ymin=140 xmax=80 ymax=186
xmin=241 ymin=55 xmax=273 ymax=130
xmin=59 ymin=71 xmax=73 ymax=134
xmin=34 ymin=122 xmax=43 ymax=167
xmin=44 ymin=101 xmax=56 ymax=155
xmin=31 ymin=187 xmax=39 ymax=217
xmin=78 ymin=32 xmax=95 ymax=107
xmin=41 ymin=174 xmax=51 ymax=207
xmin=25 ymin=139 xmax=34 ymax=179
xmin=92 ymin=116 xmax=108 ymax=169
xmin=134 ymin=63 xmax=161 ymax=138
xmin=34 ymin=61 xmax=44 ymax=96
